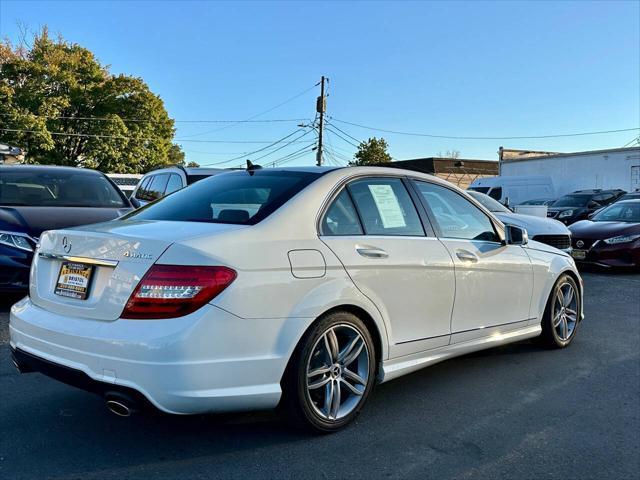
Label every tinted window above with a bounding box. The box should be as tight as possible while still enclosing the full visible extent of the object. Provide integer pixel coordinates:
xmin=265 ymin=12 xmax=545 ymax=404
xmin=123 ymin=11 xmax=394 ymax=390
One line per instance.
xmin=415 ymin=181 xmax=500 ymax=242
xmin=488 ymin=187 xmax=502 ymax=201
xmin=135 ymin=176 xmax=152 ymax=200
xmin=126 ymin=170 xmax=322 ymax=225
xmin=0 ymin=169 xmax=126 ymax=207
xmin=593 ymin=193 xmax=615 ymax=205
xmin=552 ymin=195 xmax=589 ymax=207
xmin=347 ymin=178 xmax=424 ymax=236
xmin=165 ymin=174 xmax=183 ymax=195
xmin=321 ymin=189 xmax=363 ymax=236
xmin=146 ymin=174 xmax=170 ymax=201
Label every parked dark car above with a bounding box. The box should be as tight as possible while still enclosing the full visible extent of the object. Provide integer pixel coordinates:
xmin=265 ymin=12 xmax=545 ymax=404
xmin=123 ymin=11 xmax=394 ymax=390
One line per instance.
xmin=547 ymin=189 xmax=626 ymax=225
xmin=568 ymin=199 xmax=640 ymax=269
xmin=130 ymin=165 xmax=227 ymax=208
xmin=0 ymin=165 xmax=132 ymax=292
xmin=615 ymin=190 xmax=640 ymax=202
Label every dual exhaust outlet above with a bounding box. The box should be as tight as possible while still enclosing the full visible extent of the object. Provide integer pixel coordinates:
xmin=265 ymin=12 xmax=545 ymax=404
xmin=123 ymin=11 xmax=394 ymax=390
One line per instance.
xmin=12 ymin=351 xmax=141 ymax=418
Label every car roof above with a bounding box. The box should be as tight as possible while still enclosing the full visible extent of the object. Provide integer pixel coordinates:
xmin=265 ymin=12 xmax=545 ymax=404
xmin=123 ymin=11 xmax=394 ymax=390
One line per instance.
xmin=0 ymin=164 xmax=104 ymax=175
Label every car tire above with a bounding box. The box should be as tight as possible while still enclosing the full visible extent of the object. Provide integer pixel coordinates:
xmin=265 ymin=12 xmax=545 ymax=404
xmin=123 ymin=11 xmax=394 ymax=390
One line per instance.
xmin=281 ymin=311 xmax=376 ymax=433
xmin=540 ymin=274 xmax=581 ymax=348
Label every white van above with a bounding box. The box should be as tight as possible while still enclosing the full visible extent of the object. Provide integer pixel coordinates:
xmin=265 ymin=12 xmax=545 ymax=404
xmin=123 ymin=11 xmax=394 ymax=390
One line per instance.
xmin=468 ymin=175 xmax=554 ymax=206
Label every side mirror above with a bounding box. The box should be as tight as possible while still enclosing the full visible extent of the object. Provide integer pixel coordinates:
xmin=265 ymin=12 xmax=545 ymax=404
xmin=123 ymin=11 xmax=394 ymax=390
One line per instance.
xmin=130 ymin=197 xmax=141 ymax=209
xmin=504 ymin=224 xmax=528 ymax=246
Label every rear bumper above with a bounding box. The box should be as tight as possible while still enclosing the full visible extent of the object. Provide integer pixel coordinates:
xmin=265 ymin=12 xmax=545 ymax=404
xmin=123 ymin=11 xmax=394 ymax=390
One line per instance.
xmin=9 ymin=297 xmax=312 ymax=414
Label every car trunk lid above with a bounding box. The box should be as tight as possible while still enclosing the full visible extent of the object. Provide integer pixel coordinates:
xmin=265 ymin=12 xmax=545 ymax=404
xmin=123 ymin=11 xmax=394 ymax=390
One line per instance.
xmin=30 ymin=220 xmax=244 ymax=321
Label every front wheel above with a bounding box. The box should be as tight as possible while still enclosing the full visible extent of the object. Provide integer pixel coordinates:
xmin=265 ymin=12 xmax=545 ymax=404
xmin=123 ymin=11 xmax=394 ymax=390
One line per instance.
xmin=540 ymin=274 xmax=581 ymax=348
xmin=281 ymin=311 xmax=376 ymax=433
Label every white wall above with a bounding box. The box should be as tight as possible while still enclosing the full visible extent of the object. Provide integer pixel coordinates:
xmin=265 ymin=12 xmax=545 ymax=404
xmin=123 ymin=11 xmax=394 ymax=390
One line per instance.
xmin=500 ymin=148 xmax=640 ymax=196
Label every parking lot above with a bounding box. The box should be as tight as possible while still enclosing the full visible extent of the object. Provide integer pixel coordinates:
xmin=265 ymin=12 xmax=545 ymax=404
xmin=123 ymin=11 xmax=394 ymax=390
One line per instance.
xmin=0 ymin=271 xmax=638 ymax=480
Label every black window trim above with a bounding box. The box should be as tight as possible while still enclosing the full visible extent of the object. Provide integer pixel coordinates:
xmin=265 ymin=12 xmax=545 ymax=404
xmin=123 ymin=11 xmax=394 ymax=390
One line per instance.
xmin=317 ymin=173 xmax=435 ymax=238
xmin=407 ymin=178 xmax=505 ymax=245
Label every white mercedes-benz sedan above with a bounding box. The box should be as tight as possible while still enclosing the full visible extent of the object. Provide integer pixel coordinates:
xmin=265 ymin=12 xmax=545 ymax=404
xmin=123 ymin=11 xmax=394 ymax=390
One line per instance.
xmin=10 ymin=166 xmax=583 ymax=432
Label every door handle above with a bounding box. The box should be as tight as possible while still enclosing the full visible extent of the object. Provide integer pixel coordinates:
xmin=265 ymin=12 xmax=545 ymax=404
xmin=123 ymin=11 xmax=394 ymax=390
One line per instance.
xmin=356 ymin=246 xmax=389 ymax=259
xmin=456 ymin=250 xmax=478 ymax=262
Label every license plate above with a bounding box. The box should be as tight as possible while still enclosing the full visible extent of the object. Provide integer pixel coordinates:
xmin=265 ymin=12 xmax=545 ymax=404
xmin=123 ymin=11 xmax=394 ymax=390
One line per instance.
xmin=571 ymin=249 xmax=587 ymax=260
xmin=55 ymin=262 xmax=94 ymax=300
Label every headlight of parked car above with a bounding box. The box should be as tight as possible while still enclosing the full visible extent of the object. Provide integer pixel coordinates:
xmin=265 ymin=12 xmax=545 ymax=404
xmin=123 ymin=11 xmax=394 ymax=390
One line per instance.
xmin=603 ymin=234 xmax=640 ymax=245
xmin=558 ymin=210 xmax=574 ymax=218
xmin=0 ymin=231 xmax=34 ymax=252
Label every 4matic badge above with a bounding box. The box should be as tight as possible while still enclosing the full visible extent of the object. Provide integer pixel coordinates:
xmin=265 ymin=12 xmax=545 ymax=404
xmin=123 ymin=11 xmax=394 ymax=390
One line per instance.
xmin=123 ymin=251 xmax=154 ymax=260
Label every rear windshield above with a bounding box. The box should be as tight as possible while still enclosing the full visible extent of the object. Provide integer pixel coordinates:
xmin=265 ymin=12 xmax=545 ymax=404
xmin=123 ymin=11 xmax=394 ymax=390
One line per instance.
xmin=0 ymin=169 xmax=127 ymax=208
xmin=125 ymin=170 xmax=323 ymax=225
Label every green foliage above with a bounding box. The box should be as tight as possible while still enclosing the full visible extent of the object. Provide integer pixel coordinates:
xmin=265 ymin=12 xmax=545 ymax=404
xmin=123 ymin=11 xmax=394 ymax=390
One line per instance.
xmin=351 ymin=137 xmax=392 ymax=166
xmin=0 ymin=28 xmax=183 ymax=173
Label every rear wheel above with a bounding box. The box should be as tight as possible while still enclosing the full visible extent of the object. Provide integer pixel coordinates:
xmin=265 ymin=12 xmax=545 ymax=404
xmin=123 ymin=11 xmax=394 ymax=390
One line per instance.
xmin=540 ymin=274 xmax=581 ymax=348
xmin=282 ymin=311 xmax=376 ymax=433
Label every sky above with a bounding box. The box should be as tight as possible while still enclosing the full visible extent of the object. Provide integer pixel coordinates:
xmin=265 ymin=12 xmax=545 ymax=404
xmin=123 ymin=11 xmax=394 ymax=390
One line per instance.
xmin=1 ymin=0 xmax=639 ymax=167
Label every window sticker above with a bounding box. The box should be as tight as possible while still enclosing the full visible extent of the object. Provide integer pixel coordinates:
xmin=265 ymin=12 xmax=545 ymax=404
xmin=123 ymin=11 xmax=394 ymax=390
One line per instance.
xmin=367 ymin=184 xmax=406 ymax=228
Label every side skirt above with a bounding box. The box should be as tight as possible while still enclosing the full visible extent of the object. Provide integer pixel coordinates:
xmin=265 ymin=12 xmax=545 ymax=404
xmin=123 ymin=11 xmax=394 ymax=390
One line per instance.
xmin=379 ymin=323 xmax=541 ymax=383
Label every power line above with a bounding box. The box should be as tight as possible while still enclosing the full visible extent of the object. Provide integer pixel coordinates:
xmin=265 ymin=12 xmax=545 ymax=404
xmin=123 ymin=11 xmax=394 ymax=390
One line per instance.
xmin=181 ymin=83 xmax=319 ymax=138
xmin=329 ymin=117 xmax=640 ymax=140
xmin=325 ymin=121 xmax=363 ymax=145
xmin=0 ymin=112 xmax=309 ymax=124
xmin=0 ymin=127 xmax=314 ymax=145
xmin=198 ymin=128 xmax=310 ymax=166
xmin=325 ymin=126 xmax=360 ymax=148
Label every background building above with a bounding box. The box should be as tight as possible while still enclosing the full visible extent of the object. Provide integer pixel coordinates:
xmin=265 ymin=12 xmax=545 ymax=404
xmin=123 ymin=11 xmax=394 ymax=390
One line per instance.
xmin=498 ymin=146 xmax=640 ymax=195
xmin=385 ymin=157 xmax=499 ymax=189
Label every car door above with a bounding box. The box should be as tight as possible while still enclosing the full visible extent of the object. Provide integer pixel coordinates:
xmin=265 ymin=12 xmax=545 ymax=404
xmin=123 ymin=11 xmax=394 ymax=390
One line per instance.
xmin=411 ymin=180 xmax=534 ymax=338
xmin=319 ymin=176 xmax=455 ymax=356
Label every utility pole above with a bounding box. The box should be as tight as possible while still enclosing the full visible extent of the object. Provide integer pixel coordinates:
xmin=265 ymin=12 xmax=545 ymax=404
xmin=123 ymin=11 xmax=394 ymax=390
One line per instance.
xmin=316 ymin=76 xmax=327 ymax=166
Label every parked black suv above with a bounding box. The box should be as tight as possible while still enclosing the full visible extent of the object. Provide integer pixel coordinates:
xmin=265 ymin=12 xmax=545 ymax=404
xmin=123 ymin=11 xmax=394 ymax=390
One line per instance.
xmin=547 ymin=189 xmax=627 ymax=225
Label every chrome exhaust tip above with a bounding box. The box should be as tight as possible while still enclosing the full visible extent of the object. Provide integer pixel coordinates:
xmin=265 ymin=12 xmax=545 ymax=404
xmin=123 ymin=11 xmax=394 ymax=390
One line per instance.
xmin=106 ymin=399 xmax=132 ymax=417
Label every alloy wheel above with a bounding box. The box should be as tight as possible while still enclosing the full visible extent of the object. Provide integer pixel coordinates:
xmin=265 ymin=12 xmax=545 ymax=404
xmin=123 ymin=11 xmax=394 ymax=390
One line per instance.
xmin=553 ymin=282 xmax=578 ymax=341
xmin=305 ymin=324 xmax=370 ymax=421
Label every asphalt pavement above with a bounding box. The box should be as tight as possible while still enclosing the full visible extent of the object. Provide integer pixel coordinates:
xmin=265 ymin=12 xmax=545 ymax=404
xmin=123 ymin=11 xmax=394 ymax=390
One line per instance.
xmin=0 ymin=272 xmax=638 ymax=479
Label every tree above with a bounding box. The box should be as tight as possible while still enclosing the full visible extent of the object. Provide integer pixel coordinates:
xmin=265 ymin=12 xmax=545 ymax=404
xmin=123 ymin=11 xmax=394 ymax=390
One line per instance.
xmin=350 ymin=137 xmax=392 ymax=166
xmin=0 ymin=27 xmax=183 ymax=173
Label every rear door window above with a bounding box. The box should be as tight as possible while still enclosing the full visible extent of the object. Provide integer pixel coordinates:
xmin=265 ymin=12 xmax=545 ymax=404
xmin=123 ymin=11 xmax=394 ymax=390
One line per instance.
xmin=347 ymin=178 xmax=424 ymax=236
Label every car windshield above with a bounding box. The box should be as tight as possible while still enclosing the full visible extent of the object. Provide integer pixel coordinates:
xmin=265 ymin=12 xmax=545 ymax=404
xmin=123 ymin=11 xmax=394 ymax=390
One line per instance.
xmin=0 ymin=169 xmax=127 ymax=207
xmin=520 ymin=199 xmax=546 ymax=205
xmin=468 ymin=186 xmax=490 ymax=194
xmin=467 ymin=190 xmax=510 ymax=213
xmin=592 ymin=202 xmax=640 ymax=223
xmin=552 ymin=195 xmax=589 ymax=207
xmin=125 ymin=169 xmax=323 ymax=225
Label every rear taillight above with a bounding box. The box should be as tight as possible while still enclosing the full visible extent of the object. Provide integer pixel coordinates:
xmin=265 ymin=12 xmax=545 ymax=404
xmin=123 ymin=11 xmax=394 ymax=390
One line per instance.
xmin=121 ymin=265 xmax=236 ymax=319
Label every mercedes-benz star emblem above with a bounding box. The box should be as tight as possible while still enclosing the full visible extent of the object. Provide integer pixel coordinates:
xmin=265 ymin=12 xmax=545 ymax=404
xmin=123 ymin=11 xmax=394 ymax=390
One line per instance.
xmin=62 ymin=236 xmax=72 ymax=254
xmin=576 ymin=240 xmax=584 ymax=248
